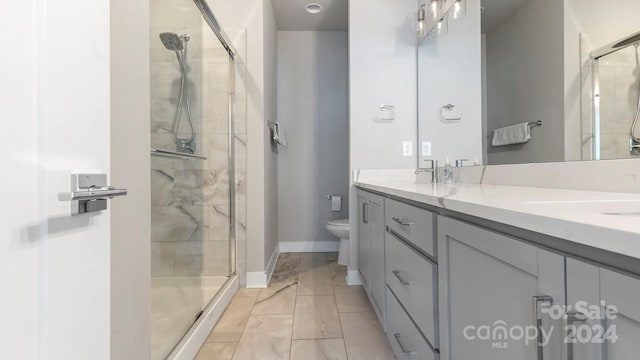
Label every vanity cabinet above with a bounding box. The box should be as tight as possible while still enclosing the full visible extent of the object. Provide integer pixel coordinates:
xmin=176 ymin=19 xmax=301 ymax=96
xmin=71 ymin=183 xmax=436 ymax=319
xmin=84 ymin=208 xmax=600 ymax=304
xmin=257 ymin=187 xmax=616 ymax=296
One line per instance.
xmin=357 ymin=190 xmax=386 ymax=323
xmin=356 ymin=185 xmax=640 ymax=360
xmin=567 ymin=258 xmax=640 ymax=360
xmin=437 ymin=216 xmax=565 ymax=360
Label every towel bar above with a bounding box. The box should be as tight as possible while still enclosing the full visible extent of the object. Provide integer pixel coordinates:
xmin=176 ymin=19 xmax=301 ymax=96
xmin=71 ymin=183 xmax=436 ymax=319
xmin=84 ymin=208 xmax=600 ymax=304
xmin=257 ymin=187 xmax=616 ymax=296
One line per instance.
xmin=487 ymin=120 xmax=543 ymax=138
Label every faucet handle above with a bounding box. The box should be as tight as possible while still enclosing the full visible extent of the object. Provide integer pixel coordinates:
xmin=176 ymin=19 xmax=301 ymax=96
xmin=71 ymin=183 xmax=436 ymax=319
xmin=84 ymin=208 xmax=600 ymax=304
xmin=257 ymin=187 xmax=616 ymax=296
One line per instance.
xmin=416 ymin=160 xmax=439 ymax=183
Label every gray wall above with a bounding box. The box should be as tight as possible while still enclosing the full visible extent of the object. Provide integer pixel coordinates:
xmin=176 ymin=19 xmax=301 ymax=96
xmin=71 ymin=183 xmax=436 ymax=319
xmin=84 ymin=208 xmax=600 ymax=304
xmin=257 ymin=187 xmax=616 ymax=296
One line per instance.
xmin=110 ymin=0 xmax=151 ymax=357
xmin=277 ymin=31 xmax=349 ymax=247
xmin=349 ymin=0 xmax=418 ymax=273
xmin=418 ymin=0 xmax=483 ymax=166
xmin=485 ymin=0 xmax=565 ymax=165
xmin=263 ymin=0 xmax=279 ymax=266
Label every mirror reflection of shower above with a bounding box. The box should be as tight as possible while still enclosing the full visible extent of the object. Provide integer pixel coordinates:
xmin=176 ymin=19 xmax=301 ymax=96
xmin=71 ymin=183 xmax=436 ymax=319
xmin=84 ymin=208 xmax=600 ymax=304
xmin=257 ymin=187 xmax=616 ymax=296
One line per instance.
xmin=630 ymin=43 xmax=640 ymax=155
xmin=590 ymin=30 xmax=640 ymax=159
xmin=159 ymin=32 xmax=196 ymax=154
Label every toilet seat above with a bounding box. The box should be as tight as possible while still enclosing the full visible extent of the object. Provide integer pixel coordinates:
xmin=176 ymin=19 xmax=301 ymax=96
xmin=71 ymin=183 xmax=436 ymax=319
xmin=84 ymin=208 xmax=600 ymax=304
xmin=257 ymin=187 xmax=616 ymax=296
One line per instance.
xmin=327 ymin=218 xmax=349 ymax=228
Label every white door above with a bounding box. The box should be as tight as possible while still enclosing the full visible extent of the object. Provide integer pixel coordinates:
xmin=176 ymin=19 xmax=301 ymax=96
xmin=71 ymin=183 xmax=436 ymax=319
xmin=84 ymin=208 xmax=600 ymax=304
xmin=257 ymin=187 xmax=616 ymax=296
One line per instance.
xmin=1 ymin=1 xmax=114 ymax=359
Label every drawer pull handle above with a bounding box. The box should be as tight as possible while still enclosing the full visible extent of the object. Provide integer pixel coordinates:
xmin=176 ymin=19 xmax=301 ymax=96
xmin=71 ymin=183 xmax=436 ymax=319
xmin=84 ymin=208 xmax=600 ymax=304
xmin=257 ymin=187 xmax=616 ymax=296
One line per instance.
xmin=394 ymin=333 xmax=416 ymax=355
xmin=363 ymin=202 xmax=369 ymax=224
xmin=533 ymin=295 xmax=553 ymax=360
xmin=392 ymin=217 xmax=414 ymax=226
xmin=392 ymin=270 xmax=414 ymax=285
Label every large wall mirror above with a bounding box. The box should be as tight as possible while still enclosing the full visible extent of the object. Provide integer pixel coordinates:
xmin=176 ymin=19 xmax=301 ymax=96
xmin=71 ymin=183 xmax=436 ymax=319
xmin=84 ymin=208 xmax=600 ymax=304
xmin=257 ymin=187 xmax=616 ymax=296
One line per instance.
xmin=418 ymin=0 xmax=640 ymax=166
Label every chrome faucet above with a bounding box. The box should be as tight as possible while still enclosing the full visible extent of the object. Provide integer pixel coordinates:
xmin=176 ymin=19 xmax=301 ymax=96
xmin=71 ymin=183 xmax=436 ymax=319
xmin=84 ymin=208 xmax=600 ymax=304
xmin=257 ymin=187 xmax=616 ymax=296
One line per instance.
xmin=415 ymin=160 xmax=439 ymax=184
xmin=631 ymin=138 xmax=640 ymax=155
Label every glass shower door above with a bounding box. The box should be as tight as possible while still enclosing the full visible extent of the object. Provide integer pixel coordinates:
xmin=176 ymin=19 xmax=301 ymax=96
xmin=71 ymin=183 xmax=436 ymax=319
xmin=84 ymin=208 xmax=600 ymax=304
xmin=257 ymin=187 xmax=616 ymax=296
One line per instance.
xmin=150 ymin=1 xmax=205 ymax=358
xmin=149 ymin=0 xmax=235 ymax=359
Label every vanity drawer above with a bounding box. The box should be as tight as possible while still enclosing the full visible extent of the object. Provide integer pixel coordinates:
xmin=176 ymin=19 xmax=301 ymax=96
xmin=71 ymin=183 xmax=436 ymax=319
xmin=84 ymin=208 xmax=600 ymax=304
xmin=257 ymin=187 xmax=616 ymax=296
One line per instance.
xmin=386 ymin=198 xmax=436 ymax=258
xmin=386 ymin=232 xmax=438 ymax=347
xmin=387 ymin=287 xmax=438 ymax=360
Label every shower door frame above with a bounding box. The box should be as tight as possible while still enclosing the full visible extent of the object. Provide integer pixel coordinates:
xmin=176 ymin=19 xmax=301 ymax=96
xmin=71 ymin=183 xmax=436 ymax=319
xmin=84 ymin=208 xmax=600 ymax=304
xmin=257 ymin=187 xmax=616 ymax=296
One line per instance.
xmin=193 ymin=0 xmax=237 ymax=282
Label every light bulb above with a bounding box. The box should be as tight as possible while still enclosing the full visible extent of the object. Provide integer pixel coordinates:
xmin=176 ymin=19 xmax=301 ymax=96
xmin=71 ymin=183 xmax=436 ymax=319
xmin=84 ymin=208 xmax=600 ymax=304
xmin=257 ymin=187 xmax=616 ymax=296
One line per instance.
xmin=430 ymin=0 xmax=439 ymax=19
xmin=451 ymin=0 xmax=466 ymax=20
xmin=435 ymin=16 xmax=448 ymax=36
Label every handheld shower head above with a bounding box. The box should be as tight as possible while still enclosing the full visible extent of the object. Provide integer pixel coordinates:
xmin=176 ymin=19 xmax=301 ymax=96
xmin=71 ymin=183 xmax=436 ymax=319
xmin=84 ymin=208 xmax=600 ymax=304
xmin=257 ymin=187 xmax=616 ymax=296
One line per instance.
xmin=159 ymin=32 xmax=184 ymax=51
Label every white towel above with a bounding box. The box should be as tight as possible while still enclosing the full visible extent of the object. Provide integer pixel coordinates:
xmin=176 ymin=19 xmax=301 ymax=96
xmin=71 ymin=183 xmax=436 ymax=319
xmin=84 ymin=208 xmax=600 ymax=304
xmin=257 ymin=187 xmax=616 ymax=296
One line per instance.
xmin=491 ymin=122 xmax=531 ymax=146
xmin=270 ymin=122 xmax=287 ymax=147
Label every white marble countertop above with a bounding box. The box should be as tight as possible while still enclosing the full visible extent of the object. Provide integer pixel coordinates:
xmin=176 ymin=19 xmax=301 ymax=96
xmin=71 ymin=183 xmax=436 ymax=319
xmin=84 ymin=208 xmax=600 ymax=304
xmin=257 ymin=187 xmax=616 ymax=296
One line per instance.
xmin=355 ymin=179 xmax=640 ymax=260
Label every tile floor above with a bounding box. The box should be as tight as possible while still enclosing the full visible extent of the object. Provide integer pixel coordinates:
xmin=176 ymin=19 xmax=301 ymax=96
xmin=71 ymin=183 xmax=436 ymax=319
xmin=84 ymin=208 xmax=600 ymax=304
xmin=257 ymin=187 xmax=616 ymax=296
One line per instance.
xmin=195 ymin=252 xmax=396 ymax=360
xmin=152 ymin=276 xmax=230 ymax=360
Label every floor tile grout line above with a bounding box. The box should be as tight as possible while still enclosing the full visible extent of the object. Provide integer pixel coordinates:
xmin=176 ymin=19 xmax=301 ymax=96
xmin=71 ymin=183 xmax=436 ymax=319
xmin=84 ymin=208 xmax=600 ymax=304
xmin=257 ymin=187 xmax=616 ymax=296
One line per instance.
xmin=228 ymin=289 xmax=260 ymax=359
xmin=331 ymin=289 xmax=345 ymax=340
xmin=337 ymin=311 xmax=350 ymax=359
xmin=288 ymin=257 xmax=302 ymax=360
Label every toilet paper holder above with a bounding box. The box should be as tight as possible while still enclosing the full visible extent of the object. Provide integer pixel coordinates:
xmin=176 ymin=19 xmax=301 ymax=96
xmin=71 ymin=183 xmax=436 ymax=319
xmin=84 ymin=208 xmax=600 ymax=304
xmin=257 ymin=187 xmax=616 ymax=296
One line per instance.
xmin=326 ymin=195 xmax=342 ymax=212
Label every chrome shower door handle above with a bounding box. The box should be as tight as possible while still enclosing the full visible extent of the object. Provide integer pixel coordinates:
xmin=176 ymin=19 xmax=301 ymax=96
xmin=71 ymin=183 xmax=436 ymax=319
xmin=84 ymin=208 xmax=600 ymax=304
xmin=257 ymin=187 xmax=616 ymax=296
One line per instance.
xmin=533 ymin=295 xmax=554 ymax=360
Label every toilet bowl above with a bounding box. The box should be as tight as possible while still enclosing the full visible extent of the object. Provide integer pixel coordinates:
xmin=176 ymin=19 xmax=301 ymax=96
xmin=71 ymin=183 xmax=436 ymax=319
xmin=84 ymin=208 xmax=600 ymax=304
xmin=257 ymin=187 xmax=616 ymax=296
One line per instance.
xmin=326 ymin=218 xmax=350 ymax=266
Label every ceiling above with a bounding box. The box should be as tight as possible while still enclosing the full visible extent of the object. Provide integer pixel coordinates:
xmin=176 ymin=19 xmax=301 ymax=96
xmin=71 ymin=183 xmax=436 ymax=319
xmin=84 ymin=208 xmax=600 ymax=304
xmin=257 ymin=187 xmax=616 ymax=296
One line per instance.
xmin=481 ymin=0 xmax=528 ymax=33
xmin=271 ymin=0 xmax=348 ymax=31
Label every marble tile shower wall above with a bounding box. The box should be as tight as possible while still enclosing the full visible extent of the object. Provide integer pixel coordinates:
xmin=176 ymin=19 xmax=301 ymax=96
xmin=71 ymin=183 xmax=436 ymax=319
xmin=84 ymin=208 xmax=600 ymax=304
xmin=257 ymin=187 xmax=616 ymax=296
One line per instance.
xmin=582 ymin=38 xmax=640 ymax=160
xmin=150 ymin=0 xmax=204 ymax=279
xmin=150 ymin=10 xmax=243 ymax=280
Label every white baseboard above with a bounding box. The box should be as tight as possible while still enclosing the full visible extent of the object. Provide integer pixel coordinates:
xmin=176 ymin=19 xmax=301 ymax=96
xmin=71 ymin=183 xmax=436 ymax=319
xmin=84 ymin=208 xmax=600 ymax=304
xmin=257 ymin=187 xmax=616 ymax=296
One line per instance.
xmin=246 ymin=245 xmax=281 ymax=289
xmin=246 ymin=271 xmax=268 ymax=289
xmin=279 ymin=241 xmax=339 ymax=253
xmin=169 ymin=276 xmax=239 ymax=360
xmin=346 ymin=269 xmax=363 ymax=286
xmin=265 ymin=245 xmax=280 ymax=285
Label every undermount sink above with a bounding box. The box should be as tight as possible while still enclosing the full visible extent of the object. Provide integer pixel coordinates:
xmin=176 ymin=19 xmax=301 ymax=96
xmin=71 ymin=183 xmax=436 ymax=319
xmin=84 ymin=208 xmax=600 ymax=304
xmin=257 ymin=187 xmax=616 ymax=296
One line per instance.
xmin=525 ymin=199 xmax=640 ymax=216
xmin=603 ymin=212 xmax=640 ymax=217
xmin=525 ymin=199 xmax=640 ymax=205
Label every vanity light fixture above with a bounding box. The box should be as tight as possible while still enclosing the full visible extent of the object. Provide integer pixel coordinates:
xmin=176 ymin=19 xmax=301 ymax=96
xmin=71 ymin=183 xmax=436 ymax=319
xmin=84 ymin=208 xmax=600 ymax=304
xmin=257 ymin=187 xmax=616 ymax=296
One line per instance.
xmin=417 ymin=4 xmax=427 ymax=38
xmin=305 ymin=3 xmax=322 ymax=14
xmin=452 ymin=0 xmax=466 ymax=20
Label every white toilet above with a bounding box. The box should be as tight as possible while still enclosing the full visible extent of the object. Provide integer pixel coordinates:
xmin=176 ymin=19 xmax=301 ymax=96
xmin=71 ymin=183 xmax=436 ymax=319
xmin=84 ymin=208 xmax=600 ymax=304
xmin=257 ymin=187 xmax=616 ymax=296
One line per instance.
xmin=326 ymin=218 xmax=350 ymax=266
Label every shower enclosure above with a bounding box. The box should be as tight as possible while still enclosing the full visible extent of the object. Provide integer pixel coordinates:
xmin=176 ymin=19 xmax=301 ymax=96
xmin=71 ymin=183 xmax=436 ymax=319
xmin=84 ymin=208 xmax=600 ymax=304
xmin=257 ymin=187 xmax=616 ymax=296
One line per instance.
xmin=585 ymin=31 xmax=640 ymax=160
xmin=149 ymin=0 xmax=237 ymax=358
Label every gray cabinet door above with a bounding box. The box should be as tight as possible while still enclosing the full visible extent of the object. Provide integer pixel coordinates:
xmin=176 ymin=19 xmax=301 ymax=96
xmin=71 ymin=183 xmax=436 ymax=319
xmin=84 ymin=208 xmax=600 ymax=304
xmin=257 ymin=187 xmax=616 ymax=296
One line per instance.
xmin=357 ymin=193 xmax=370 ymax=288
xmin=567 ymin=258 xmax=640 ymax=360
xmin=438 ymin=216 xmax=565 ymax=360
xmin=369 ymin=195 xmax=386 ymax=322
xmin=566 ymin=259 xmax=602 ymax=360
